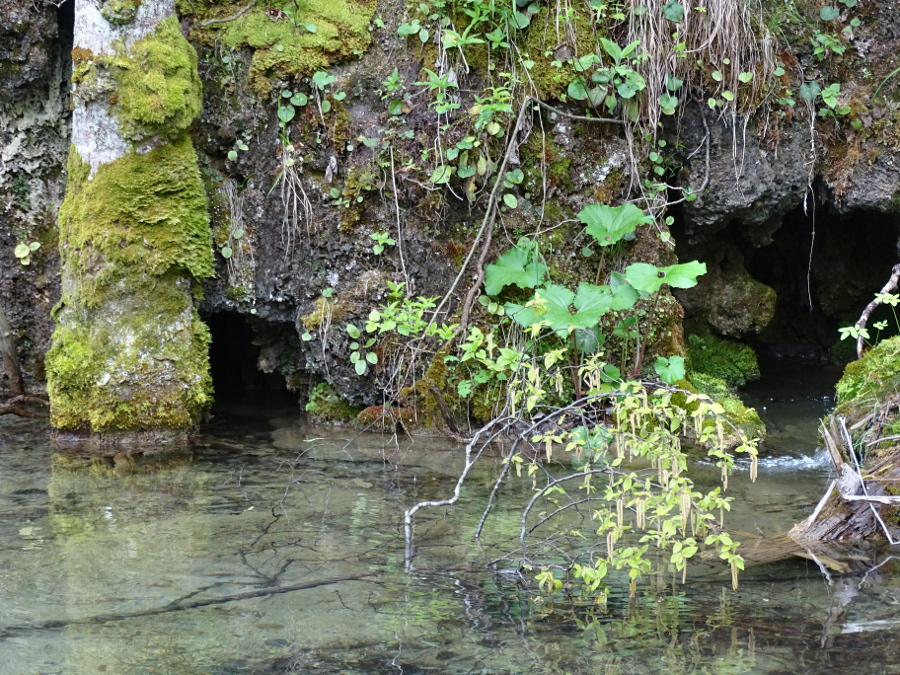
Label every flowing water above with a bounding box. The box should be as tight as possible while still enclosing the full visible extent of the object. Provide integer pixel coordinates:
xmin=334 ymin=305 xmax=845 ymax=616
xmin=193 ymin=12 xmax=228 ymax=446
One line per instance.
xmin=3 ymin=362 xmax=900 ymax=674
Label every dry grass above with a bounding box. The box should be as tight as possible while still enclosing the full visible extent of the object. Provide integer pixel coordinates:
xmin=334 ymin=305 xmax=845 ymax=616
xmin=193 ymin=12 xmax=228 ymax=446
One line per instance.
xmin=627 ymin=0 xmax=776 ymax=131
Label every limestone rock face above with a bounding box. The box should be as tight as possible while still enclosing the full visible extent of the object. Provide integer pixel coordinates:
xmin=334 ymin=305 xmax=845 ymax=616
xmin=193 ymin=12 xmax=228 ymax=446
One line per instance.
xmin=0 ymin=0 xmax=68 ymax=390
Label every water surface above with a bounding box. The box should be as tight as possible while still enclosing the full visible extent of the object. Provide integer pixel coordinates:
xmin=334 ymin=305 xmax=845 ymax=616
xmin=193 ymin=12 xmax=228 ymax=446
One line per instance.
xmin=2 ymin=367 xmax=900 ymax=674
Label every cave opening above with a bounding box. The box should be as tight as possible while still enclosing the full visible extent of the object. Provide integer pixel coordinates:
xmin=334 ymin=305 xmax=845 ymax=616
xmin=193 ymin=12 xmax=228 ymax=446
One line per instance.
xmin=206 ymin=312 xmax=297 ymax=415
xmin=673 ymin=191 xmax=900 ymax=362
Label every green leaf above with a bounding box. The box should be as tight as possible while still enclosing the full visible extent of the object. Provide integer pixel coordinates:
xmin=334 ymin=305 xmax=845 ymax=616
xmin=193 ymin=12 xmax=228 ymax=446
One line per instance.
xmin=608 ymin=272 xmax=640 ymax=310
xmin=567 ymin=77 xmax=589 ymax=101
xmin=738 ymin=71 xmax=754 ymax=83
xmin=579 ymin=203 xmax=653 ymax=247
xmin=711 ymin=70 xmax=723 ymax=82
xmin=457 ymin=164 xmax=476 ymax=179
xmin=227 ymin=150 xmax=238 ymax=161
xmin=799 ymin=81 xmax=821 ymax=101
xmin=429 ymin=164 xmax=455 ymax=184
xmin=388 ymin=98 xmax=404 ymax=115
xmin=277 ymin=105 xmax=295 ymax=124
xmin=666 ymin=74 xmax=684 ymax=91
xmin=663 ymin=0 xmax=684 ymax=22
xmin=654 ymin=355 xmax=685 ymax=384
xmin=354 ymin=360 xmax=368 ymax=376
xmin=220 ymin=245 xmax=233 ymax=259
xmin=574 ymin=326 xmax=603 ymax=354
xmin=658 ymin=92 xmax=678 ymax=114
xmin=820 ymin=6 xmax=839 ymax=20
xmin=503 ymin=193 xmax=518 ymax=209
xmin=484 ymin=240 xmax=548 ymax=295
xmin=321 ymin=99 xmax=332 ymax=113
xmin=14 ymin=243 xmax=30 ymax=259
xmin=346 ymin=324 xmax=361 ymax=339
xmin=624 ymin=262 xmax=666 ymax=293
xmin=366 ymin=352 xmax=378 ymax=364
xmin=290 ymin=92 xmax=308 ymax=106
xmin=662 ymin=260 xmax=706 ymax=288
xmin=303 ymin=22 xmax=317 ymax=33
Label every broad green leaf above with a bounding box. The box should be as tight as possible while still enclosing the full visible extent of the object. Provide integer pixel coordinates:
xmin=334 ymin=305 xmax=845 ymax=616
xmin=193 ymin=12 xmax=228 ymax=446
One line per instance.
xmin=503 ymin=193 xmax=518 ymax=209
xmin=483 ymin=240 xmax=548 ymax=295
xmin=624 ymin=262 xmax=666 ymax=293
xmin=429 ymin=164 xmax=454 ymax=184
xmin=608 ymin=272 xmax=640 ymax=310
xmin=625 ymin=260 xmax=706 ymax=293
xmin=572 ymin=283 xmax=613 ymax=325
xmin=654 ymin=355 xmax=685 ymax=384
xmin=799 ymin=81 xmax=821 ymax=101
xmin=661 ymin=260 xmax=706 ymax=288
xmin=567 ymin=77 xmax=589 ymax=101
xmin=663 ymin=0 xmax=684 ymax=22
xmin=579 ymin=203 xmax=653 ymax=247
xmin=820 ymin=6 xmax=839 ymax=20
xmin=354 ymin=360 xmax=367 ymax=376
xmin=277 ymin=105 xmax=295 ymax=124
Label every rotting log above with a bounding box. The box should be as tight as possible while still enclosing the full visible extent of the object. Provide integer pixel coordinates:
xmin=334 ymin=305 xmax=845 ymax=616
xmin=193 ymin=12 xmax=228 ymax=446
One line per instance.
xmin=789 ymin=414 xmax=900 ymax=544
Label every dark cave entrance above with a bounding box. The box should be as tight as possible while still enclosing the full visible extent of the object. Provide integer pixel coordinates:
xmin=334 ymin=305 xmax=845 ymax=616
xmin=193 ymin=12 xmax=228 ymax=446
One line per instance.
xmin=206 ymin=312 xmax=297 ymax=415
xmin=673 ymin=191 xmax=900 ymax=361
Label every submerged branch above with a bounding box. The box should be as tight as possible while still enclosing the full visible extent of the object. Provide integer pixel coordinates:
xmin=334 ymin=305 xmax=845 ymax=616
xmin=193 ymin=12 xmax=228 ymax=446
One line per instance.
xmin=0 ymin=573 xmax=375 ymax=638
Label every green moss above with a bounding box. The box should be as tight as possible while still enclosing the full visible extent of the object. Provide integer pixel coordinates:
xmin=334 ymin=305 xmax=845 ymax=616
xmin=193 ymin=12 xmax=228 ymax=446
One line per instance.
xmin=58 ymin=138 xmax=213 ymax=305
xmin=111 ymin=16 xmax=203 ymax=139
xmin=687 ymin=332 xmax=760 ymax=388
xmin=101 ymin=0 xmax=139 ymax=25
xmin=680 ymin=373 xmax=767 ymax=441
xmin=47 ymin=302 xmax=212 ymax=431
xmin=47 ymin=138 xmax=213 ymax=433
xmin=184 ymin=0 xmax=376 ymax=95
xmin=835 ymin=335 xmax=900 ymax=406
xmin=305 ymin=382 xmax=362 ymax=423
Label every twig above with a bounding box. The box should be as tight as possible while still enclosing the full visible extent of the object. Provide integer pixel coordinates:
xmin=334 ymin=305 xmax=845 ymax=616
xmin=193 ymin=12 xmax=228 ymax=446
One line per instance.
xmin=198 ymin=0 xmax=255 ymax=27
xmin=855 ymin=263 xmax=900 ymax=358
xmin=390 ymin=148 xmax=409 ymax=288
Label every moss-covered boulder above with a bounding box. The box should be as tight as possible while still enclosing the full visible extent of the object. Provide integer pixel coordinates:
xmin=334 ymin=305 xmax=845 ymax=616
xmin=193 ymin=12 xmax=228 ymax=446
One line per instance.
xmin=835 ymin=335 xmax=900 ymax=408
xmin=687 ymin=331 xmax=760 ymax=388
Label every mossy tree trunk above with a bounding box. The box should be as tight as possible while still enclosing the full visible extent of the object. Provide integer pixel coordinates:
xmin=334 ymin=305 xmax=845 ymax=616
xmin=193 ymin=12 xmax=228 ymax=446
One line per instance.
xmin=46 ymin=0 xmax=214 ymax=442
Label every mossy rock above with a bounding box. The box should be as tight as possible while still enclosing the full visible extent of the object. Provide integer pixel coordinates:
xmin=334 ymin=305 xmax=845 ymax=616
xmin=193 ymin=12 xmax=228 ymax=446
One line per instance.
xmin=182 ymin=0 xmax=376 ymax=95
xmin=676 ymin=373 xmax=767 ymax=442
xmin=835 ymin=335 xmax=900 ymax=407
xmin=305 ymin=382 xmax=362 ymax=424
xmin=687 ymin=332 xmax=760 ymax=388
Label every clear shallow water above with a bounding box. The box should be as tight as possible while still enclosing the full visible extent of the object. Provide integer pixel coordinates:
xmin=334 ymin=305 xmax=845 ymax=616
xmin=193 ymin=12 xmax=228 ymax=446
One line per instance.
xmin=2 ymin=367 xmax=900 ymax=674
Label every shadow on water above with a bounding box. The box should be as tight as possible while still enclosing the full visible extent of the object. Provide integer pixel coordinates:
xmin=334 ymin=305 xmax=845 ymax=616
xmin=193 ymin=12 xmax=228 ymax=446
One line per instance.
xmin=2 ymin=358 xmax=900 ymax=673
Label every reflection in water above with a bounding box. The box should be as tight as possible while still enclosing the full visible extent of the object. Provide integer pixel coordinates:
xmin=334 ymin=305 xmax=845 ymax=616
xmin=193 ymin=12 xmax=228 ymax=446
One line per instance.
xmin=0 ymin=379 xmax=898 ymax=674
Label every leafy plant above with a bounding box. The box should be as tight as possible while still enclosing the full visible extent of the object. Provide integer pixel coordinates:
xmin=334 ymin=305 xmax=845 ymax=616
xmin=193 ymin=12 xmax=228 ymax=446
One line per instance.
xmin=369 ymin=231 xmax=396 ymax=255
xmin=14 ymin=241 xmax=40 ymax=266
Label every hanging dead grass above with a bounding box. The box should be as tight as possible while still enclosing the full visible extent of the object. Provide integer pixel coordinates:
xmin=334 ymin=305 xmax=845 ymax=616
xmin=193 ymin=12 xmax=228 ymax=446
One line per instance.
xmin=627 ymin=0 xmax=776 ymax=131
